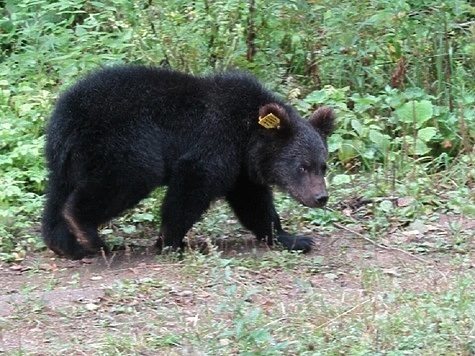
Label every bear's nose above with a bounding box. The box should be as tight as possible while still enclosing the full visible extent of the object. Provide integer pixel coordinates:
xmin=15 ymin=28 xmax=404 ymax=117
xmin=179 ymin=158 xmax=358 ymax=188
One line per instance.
xmin=315 ymin=193 xmax=328 ymax=207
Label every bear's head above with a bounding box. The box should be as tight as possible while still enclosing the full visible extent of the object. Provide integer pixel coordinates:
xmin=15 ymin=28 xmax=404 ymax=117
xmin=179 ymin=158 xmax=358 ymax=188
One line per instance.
xmin=249 ymin=103 xmax=335 ymax=208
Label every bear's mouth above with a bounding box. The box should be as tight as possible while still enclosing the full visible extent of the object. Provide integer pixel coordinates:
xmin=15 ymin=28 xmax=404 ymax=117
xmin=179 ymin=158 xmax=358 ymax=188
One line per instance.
xmin=284 ymin=175 xmax=328 ymax=209
xmin=299 ymin=195 xmax=328 ymax=208
xmin=287 ymin=188 xmax=328 ymax=209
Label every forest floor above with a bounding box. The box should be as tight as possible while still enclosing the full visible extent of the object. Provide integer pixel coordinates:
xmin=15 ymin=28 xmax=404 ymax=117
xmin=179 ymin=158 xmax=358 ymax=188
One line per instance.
xmin=1 ymin=214 xmax=474 ymax=355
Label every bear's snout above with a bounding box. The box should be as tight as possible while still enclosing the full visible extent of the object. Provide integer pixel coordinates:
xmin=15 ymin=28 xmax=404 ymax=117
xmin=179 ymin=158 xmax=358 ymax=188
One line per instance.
xmin=289 ymin=185 xmax=329 ymax=208
xmin=314 ymin=192 xmax=328 ymax=208
xmin=300 ymin=190 xmax=328 ymax=208
xmin=290 ymin=174 xmax=329 ymax=208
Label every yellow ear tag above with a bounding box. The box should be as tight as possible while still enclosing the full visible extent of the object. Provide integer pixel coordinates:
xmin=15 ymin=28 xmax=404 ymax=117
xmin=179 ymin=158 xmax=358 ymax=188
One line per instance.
xmin=258 ymin=113 xmax=281 ymax=129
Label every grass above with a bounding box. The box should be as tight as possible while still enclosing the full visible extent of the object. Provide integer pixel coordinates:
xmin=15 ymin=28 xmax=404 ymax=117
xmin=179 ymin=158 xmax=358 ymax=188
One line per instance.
xmin=1 ymin=152 xmax=473 ymax=355
xmin=1 ymin=233 xmax=475 ymax=355
xmin=0 ymin=1 xmax=474 ymax=353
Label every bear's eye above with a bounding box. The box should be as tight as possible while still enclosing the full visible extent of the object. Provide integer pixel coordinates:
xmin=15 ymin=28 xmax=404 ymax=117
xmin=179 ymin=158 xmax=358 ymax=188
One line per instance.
xmin=298 ymin=166 xmax=308 ymax=174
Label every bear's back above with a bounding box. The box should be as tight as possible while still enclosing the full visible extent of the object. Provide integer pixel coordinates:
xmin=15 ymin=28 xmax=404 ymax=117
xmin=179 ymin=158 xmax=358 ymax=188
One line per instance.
xmin=47 ymin=66 xmax=282 ymax=167
xmin=53 ymin=66 xmax=273 ymax=130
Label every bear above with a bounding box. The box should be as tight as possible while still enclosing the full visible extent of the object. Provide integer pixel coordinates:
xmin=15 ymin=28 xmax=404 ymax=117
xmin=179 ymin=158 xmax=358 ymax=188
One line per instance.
xmin=42 ymin=65 xmax=335 ymax=260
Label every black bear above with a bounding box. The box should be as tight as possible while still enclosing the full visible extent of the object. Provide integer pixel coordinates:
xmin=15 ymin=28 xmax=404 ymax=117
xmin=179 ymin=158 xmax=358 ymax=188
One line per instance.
xmin=42 ymin=65 xmax=335 ymax=260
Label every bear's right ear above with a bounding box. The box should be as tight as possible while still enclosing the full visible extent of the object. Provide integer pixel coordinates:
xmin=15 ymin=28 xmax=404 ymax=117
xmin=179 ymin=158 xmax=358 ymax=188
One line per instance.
xmin=258 ymin=103 xmax=291 ymax=131
xmin=308 ymin=106 xmax=335 ymax=137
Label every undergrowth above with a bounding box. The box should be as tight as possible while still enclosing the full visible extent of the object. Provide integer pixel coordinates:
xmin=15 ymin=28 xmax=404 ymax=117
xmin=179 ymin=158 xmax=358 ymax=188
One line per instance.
xmin=0 ymin=0 xmax=474 ymax=260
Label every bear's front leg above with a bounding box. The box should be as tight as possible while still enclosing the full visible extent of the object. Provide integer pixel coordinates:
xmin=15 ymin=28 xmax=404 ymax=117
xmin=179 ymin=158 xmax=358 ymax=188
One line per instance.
xmin=226 ymin=176 xmax=314 ymax=252
xmin=159 ymin=187 xmax=214 ymax=252
xmin=274 ymin=230 xmax=314 ymax=253
xmin=158 ymin=156 xmax=230 ymax=252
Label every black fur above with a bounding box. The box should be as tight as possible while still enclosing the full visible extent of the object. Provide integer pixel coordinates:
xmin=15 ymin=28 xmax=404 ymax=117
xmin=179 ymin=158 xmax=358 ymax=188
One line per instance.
xmin=42 ymin=65 xmax=335 ymax=259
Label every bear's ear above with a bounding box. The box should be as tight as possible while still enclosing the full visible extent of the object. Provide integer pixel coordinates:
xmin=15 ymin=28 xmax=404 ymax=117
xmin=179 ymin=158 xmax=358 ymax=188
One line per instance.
xmin=258 ymin=103 xmax=291 ymax=131
xmin=308 ymin=106 xmax=335 ymax=137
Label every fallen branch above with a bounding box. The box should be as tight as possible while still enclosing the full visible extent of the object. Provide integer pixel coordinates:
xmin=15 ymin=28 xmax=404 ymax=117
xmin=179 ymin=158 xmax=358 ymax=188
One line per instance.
xmin=332 ymin=222 xmax=429 ymax=264
xmin=316 ymin=298 xmax=373 ymax=330
xmin=340 ymin=196 xmax=399 ymax=210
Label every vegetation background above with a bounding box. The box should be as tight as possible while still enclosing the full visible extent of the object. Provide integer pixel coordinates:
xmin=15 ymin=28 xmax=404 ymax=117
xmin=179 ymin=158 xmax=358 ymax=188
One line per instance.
xmin=0 ymin=0 xmax=474 ymax=354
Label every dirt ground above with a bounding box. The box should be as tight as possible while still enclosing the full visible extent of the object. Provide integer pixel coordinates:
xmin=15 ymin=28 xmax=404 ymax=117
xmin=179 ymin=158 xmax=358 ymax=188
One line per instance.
xmin=0 ymin=214 xmax=473 ymax=354
xmin=0 ymin=230 xmax=441 ymax=311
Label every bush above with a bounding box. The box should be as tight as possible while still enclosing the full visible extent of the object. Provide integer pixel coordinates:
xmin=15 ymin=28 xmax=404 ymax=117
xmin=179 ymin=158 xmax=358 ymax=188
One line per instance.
xmin=0 ymin=0 xmax=473 ymax=259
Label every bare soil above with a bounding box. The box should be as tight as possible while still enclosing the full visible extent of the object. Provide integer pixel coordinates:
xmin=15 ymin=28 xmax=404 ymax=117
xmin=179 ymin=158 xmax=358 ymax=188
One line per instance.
xmin=0 ymin=214 xmax=473 ymax=354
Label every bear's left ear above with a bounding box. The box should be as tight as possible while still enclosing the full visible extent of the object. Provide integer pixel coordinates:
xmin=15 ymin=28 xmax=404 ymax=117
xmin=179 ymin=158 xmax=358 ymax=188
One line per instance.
xmin=308 ymin=106 xmax=335 ymax=137
xmin=258 ymin=103 xmax=291 ymax=131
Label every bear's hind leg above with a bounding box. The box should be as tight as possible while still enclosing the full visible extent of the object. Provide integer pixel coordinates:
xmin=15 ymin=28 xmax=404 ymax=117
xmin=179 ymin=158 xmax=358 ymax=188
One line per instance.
xmin=42 ymin=196 xmax=93 ymax=260
xmin=62 ymin=179 xmax=155 ymax=257
xmin=61 ymin=188 xmax=108 ymax=258
xmin=42 ymin=179 xmax=93 ymax=259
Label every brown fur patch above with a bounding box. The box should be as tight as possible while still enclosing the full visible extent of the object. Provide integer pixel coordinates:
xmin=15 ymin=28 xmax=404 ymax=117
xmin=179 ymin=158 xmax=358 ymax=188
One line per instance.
xmin=63 ymin=204 xmax=90 ymax=249
xmin=287 ymin=175 xmax=327 ymax=208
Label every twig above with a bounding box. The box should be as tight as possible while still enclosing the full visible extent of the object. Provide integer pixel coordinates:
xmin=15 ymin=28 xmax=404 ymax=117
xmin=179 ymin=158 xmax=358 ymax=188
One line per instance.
xmin=100 ymin=248 xmax=115 ymax=269
xmin=316 ymin=298 xmax=373 ymax=330
xmin=341 ymin=196 xmax=399 ymax=209
xmin=333 ymin=222 xmax=429 ymax=264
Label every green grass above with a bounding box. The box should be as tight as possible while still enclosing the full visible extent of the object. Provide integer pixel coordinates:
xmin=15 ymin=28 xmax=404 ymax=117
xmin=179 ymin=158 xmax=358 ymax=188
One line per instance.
xmin=2 ymin=248 xmax=474 ymax=355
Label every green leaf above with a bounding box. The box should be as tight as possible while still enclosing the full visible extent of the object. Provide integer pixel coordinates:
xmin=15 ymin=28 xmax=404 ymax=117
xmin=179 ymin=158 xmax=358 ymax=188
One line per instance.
xmin=369 ymin=129 xmax=391 ymax=153
xmin=327 ymin=133 xmax=342 ymax=153
xmin=332 ymin=174 xmax=351 ymax=185
xmin=75 ymin=26 xmax=87 ymax=36
xmin=121 ymin=225 xmax=136 ymax=234
xmin=132 ymin=213 xmax=155 ymax=222
xmin=337 ymin=141 xmax=358 ymax=163
xmin=405 ymin=135 xmax=431 ymax=156
xmin=351 ymin=119 xmax=364 ymax=136
xmin=395 ymin=100 xmax=433 ymax=127
xmin=304 ymin=90 xmax=328 ymax=105
xmin=379 ymin=200 xmax=393 ymax=213
xmin=417 ymin=127 xmax=437 ymax=142
xmin=414 ymin=140 xmax=431 ymax=155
